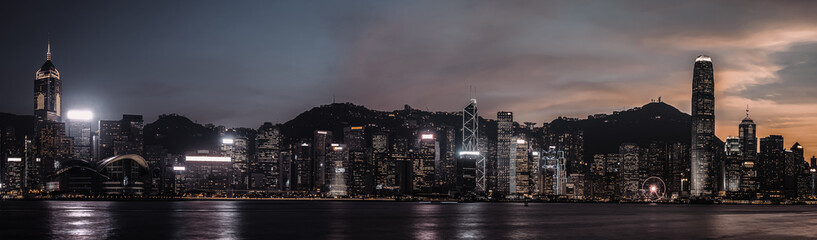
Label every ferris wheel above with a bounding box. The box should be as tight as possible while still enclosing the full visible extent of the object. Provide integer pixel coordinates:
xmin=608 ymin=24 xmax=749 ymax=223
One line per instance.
xmin=641 ymin=176 xmax=666 ymax=201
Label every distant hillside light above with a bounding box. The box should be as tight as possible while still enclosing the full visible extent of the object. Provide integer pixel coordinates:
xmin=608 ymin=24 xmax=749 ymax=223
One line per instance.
xmin=66 ymin=110 xmax=93 ymax=120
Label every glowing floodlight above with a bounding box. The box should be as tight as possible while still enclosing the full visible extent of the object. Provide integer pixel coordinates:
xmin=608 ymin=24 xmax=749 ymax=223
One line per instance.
xmin=7 ymin=157 xmax=22 ymax=162
xmin=173 ymin=166 xmax=186 ymax=171
xmin=66 ymin=110 xmax=93 ymax=120
xmin=222 ymin=138 xmax=234 ymax=144
xmin=421 ymin=134 xmax=434 ymax=140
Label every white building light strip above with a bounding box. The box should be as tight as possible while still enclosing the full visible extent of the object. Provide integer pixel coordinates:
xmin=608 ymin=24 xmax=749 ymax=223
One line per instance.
xmin=185 ymin=156 xmax=231 ymax=162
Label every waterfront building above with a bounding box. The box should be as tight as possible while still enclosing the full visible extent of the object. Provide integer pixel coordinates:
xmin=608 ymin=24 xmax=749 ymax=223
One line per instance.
xmin=690 ymin=55 xmax=716 ymax=198
xmin=496 ymin=111 xmax=513 ymax=195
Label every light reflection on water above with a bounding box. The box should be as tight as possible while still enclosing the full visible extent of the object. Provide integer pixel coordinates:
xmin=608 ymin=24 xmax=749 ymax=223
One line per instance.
xmin=171 ymin=201 xmax=240 ymax=240
xmin=48 ymin=201 xmax=114 ymax=240
xmin=1 ymin=201 xmax=816 ymax=239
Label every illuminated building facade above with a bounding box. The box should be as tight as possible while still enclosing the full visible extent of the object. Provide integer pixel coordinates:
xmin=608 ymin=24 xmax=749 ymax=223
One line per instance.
xmin=414 ymin=131 xmax=438 ymax=193
xmin=66 ymin=111 xmax=93 ymax=160
xmin=739 ymin=109 xmax=758 ymax=194
xmin=182 ymin=153 xmax=233 ymax=196
xmin=313 ymin=130 xmax=332 ymax=192
xmin=496 ymin=111 xmax=513 ymax=195
xmin=256 ymin=123 xmax=282 ymax=190
xmin=691 ymin=55 xmax=716 ymax=198
xmin=758 ymin=135 xmax=785 ymax=199
xmin=327 ymin=143 xmax=348 ymax=197
xmin=34 ymin=42 xmax=61 ymax=123
xmin=512 ymin=137 xmax=530 ymax=195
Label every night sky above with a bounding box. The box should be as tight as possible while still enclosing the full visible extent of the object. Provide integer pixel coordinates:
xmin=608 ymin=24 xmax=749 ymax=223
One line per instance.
xmin=3 ymin=1 xmax=817 ymax=158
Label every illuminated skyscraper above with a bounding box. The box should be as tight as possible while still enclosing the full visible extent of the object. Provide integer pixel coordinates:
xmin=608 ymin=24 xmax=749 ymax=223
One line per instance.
xmin=739 ymin=107 xmax=758 ymax=193
xmin=461 ymin=98 xmax=484 ymax=193
xmin=34 ymin=42 xmax=61 ymax=122
xmin=414 ymin=130 xmax=438 ymax=193
xmin=496 ymin=111 xmax=513 ymax=194
xmin=313 ymin=130 xmax=332 ymax=192
xmin=66 ymin=111 xmax=93 ymax=160
xmin=33 ymin=41 xmax=70 ymax=190
xmin=256 ymin=123 xmax=282 ymax=190
xmin=758 ymin=135 xmax=785 ymax=199
xmin=344 ymin=126 xmax=370 ymax=196
xmin=690 ymin=55 xmax=716 ymax=198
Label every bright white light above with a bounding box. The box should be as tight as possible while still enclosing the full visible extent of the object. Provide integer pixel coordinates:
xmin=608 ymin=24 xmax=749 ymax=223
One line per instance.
xmin=421 ymin=134 xmax=434 ymax=140
xmin=516 ymin=139 xmax=526 ymax=144
xmin=650 ymin=185 xmax=657 ymax=193
xmin=695 ymin=55 xmax=711 ymax=62
xmin=301 ymin=143 xmax=309 ymax=147
xmin=532 ymin=152 xmax=540 ymax=156
xmin=331 ymin=143 xmax=339 ymax=147
xmin=8 ymin=157 xmax=22 ymax=162
xmin=222 ymin=138 xmax=234 ymax=144
xmin=316 ymin=131 xmax=328 ymax=135
xmin=459 ymin=151 xmax=480 ymax=156
xmin=185 ymin=156 xmax=231 ymax=162
xmin=173 ymin=166 xmax=186 ymax=171
xmin=66 ymin=110 xmax=93 ymax=120
xmin=333 ymin=146 xmax=343 ymax=151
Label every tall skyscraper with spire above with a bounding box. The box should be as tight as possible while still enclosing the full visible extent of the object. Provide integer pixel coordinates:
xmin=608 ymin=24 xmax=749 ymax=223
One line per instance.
xmin=32 ymin=40 xmax=69 ymax=190
xmin=691 ymin=55 xmax=715 ymax=198
xmin=34 ymin=41 xmax=62 ymax=122
xmin=739 ymin=105 xmax=758 ymax=193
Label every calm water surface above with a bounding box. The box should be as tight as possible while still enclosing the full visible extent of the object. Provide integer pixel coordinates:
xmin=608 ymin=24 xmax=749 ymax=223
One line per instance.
xmin=1 ymin=200 xmax=816 ymax=239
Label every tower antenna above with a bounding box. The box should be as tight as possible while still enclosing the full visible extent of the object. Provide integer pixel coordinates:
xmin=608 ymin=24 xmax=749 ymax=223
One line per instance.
xmin=47 ymin=33 xmax=52 ymax=60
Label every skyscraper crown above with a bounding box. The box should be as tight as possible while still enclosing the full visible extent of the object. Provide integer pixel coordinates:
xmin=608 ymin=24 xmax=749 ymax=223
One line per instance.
xmin=695 ymin=55 xmax=711 ymax=62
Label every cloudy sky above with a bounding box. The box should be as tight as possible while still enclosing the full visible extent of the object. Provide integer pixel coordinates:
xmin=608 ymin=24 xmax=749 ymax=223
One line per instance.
xmin=2 ymin=1 xmax=817 ymax=157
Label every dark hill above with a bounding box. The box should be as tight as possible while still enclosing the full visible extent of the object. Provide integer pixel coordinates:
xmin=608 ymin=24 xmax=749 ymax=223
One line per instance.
xmin=144 ymin=114 xmax=219 ymax=154
xmin=549 ymin=102 xmax=691 ymax=162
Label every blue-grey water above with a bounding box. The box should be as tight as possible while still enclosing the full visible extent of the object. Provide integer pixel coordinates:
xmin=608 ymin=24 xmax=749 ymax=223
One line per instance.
xmin=1 ymin=201 xmax=816 ymax=240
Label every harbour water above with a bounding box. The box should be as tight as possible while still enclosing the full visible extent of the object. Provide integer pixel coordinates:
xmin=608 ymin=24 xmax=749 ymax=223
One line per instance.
xmin=1 ymin=201 xmax=816 ymax=239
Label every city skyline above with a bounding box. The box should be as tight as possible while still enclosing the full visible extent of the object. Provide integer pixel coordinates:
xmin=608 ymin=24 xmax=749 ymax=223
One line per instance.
xmin=3 ymin=1 xmax=817 ymax=160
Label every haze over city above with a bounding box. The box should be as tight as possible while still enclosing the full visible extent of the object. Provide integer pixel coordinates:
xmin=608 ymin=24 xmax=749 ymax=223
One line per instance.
xmin=3 ymin=1 xmax=817 ymax=158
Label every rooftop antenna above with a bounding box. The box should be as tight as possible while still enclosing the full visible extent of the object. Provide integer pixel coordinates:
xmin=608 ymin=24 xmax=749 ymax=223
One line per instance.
xmin=47 ymin=33 xmax=52 ymax=60
xmin=746 ymin=104 xmax=750 ymax=118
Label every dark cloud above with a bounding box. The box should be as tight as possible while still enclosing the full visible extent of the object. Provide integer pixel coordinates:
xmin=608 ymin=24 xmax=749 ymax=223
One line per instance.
xmin=3 ymin=0 xmax=817 ymax=156
xmin=741 ymin=43 xmax=817 ymax=103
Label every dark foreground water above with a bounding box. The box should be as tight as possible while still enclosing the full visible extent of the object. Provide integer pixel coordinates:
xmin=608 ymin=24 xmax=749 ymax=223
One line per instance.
xmin=1 ymin=201 xmax=816 ymax=240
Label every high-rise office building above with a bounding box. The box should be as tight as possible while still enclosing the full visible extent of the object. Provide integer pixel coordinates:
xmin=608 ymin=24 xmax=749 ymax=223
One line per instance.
xmin=461 ymin=98 xmax=484 ymax=193
xmin=724 ymin=137 xmax=742 ymax=192
xmin=619 ymin=143 xmax=641 ymax=200
xmin=784 ymin=143 xmax=804 ymax=198
xmin=739 ymin=108 xmax=758 ymax=194
xmin=313 ymin=130 xmax=332 ymax=192
xmin=496 ymin=111 xmax=513 ymax=194
xmin=344 ymin=126 xmax=370 ymax=196
xmin=759 ymin=135 xmax=785 ymax=199
xmin=34 ymin=42 xmax=61 ymax=122
xmin=512 ymin=137 xmax=530 ymax=195
xmin=98 ymin=115 xmax=144 ymax=160
xmin=256 ymin=123 xmax=282 ymax=190
xmin=327 ymin=143 xmax=348 ymax=197
xmin=66 ymin=115 xmax=92 ymax=160
xmin=414 ymin=130 xmax=438 ymax=193
xmin=691 ymin=55 xmax=716 ymax=198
